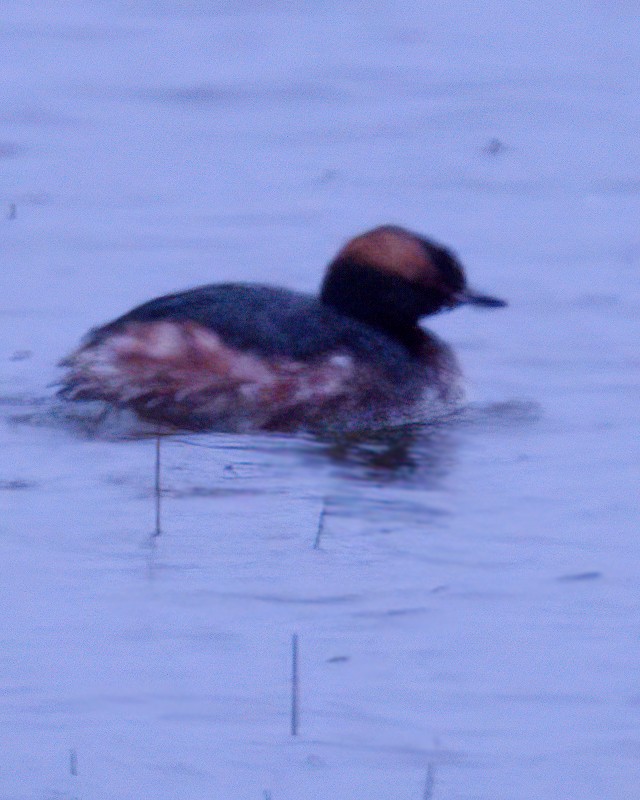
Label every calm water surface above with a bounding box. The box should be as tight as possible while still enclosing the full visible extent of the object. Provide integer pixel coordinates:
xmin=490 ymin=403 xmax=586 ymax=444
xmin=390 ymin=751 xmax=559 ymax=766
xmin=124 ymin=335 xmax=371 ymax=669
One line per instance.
xmin=1 ymin=1 xmax=639 ymax=798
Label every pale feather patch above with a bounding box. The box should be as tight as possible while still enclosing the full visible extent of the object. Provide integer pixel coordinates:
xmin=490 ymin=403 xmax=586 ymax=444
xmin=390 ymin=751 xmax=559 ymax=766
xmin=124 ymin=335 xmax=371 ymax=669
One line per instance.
xmin=60 ymin=321 xmax=364 ymax=429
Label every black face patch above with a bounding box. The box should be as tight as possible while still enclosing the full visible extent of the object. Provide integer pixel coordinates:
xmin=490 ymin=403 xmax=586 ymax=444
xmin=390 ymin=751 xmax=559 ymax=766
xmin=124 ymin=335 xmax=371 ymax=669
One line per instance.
xmin=420 ymin=240 xmax=466 ymax=293
xmin=320 ymin=254 xmax=463 ymax=347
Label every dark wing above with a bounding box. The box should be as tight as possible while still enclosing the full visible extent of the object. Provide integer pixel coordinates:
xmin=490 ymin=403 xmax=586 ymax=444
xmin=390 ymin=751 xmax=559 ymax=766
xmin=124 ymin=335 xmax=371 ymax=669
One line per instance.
xmin=84 ymin=283 xmax=410 ymax=373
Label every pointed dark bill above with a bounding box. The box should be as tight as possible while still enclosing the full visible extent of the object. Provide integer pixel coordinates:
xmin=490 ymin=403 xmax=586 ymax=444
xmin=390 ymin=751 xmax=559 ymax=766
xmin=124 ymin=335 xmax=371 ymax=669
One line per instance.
xmin=454 ymin=289 xmax=507 ymax=308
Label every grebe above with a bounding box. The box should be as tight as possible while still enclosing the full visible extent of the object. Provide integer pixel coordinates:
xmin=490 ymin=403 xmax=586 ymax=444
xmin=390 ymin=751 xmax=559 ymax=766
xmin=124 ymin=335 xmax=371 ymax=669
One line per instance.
xmin=59 ymin=225 xmax=505 ymax=432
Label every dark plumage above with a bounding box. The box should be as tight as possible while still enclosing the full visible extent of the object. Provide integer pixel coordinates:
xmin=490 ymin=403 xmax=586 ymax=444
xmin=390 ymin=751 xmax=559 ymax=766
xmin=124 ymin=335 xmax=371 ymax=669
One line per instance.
xmin=59 ymin=225 xmax=505 ymax=432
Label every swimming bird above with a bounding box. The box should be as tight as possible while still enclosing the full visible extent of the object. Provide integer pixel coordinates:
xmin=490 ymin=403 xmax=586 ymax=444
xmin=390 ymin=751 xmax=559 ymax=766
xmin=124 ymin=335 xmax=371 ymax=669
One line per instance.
xmin=58 ymin=225 xmax=506 ymax=432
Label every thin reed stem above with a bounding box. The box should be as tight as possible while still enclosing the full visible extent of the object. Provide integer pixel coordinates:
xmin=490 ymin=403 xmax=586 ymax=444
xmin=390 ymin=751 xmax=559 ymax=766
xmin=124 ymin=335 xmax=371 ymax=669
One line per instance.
xmin=153 ymin=435 xmax=162 ymax=537
xmin=291 ymin=633 xmax=299 ymax=736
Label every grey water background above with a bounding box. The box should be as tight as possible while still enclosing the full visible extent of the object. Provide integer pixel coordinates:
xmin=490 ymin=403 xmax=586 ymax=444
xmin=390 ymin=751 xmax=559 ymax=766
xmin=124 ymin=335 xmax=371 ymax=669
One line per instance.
xmin=1 ymin=1 xmax=639 ymax=798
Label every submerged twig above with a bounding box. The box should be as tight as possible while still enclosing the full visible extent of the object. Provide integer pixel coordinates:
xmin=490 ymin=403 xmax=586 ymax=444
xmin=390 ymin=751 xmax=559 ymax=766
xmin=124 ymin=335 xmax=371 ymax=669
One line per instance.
xmin=69 ymin=748 xmax=78 ymax=776
xmin=312 ymin=501 xmax=327 ymax=550
xmin=423 ymin=763 xmax=435 ymax=800
xmin=153 ymin=435 xmax=162 ymax=537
